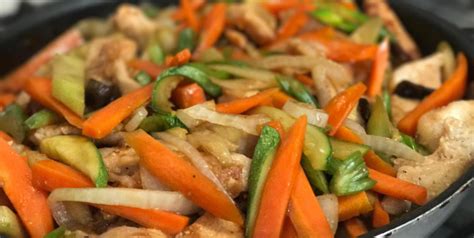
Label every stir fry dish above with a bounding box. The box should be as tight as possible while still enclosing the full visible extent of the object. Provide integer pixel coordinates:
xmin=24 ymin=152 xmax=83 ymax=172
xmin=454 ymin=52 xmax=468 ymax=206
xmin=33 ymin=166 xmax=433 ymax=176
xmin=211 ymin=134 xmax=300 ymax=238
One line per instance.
xmin=0 ymin=0 xmax=471 ymax=237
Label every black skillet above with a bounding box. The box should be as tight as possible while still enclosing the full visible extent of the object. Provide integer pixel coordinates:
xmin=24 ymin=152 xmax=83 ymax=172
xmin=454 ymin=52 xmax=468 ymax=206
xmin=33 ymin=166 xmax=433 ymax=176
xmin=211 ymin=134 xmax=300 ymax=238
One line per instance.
xmin=0 ymin=0 xmax=472 ymax=237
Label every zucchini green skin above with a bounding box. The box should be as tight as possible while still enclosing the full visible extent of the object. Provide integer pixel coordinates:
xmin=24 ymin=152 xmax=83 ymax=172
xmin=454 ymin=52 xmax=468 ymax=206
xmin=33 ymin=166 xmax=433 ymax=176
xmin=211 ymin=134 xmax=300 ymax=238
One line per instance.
xmin=139 ymin=113 xmax=187 ymax=132
xmin=0 ymin=104 xmax=26 ymax=143
xmin=152 ymin=76 xmax=183 ymax=112
xmin=275 ymin=76 xmax=319 ymax=107
xmin=40 ymin=135 xmax=108 ymax=187
xmin=187 ymin=63 xmax=231 ymax=79
xmin=0 ymin=206 xmax=24 ymax=238
xmin=246 ymin=126 xmax=280 ymax=238
xmin=329 ymin=152 xmax=375 ymax=196
xmin=367 ymin=96 xmax=393 ymax=138
xmin=44 ymin=227 xmax=66 ymax=238
xmin=24 ymin=109 xmax=60 ymax=130
xmin=301 ymin=156 xmax=329 ymax=194
xmin=134 ymin=71 xmax=152 ymax=86
xmin=330 ymin=138 xmax=370 ymax=160
xmin=177 ymin=28 xmax=196 ymax=52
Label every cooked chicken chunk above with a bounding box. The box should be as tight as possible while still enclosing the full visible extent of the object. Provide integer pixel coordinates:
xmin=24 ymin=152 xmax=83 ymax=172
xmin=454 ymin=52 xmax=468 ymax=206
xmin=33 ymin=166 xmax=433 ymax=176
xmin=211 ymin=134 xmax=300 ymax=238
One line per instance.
xmin=177 ymin=213 xmax=243 ymax=238
xmin=113 ymin=4 xmax=156 ymax=45
xmin=228 ymin=5 xmax=276 ymax=45
xmin=99 ymin=226 xmax=169 ymax=238
xmin=29 ymin=123 xmax=81 ymax=145
xmin=390 ymin=95 xmax=418 ymax=124
xmin=100 ymin=147 xmax=141 ymax=188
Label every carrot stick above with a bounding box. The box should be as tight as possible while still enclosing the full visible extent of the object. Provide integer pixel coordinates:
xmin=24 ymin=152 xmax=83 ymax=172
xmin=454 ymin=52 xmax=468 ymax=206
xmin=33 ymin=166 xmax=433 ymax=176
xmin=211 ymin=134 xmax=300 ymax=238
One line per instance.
xmin=344 ymin=218 xmax=368 ymax=238
xmin=398 ymin=53 xmax=468 ymax=135
xmin=216 ymin=88 xmax=279 ymax=114
xmin=263 ymin=0 xmax=315 ymax=13
xmin=367 ymin=38 xmax=390 ymax=98
xmin=334 ymin=126 xmax=364 ymax=144
xmin=368 ymin=168 xmax=427 ymax=205
xmin=31 ymin=159 xmax=189 ymax=235
xmin=0 ymin=131 xmax=13 ymax=142
xmin=271 ymin=91 xmax=292 ymax=108
xmin=128 ymin=59 xmax=164 ymax=78
xmin=24 ymin=77 xmax=83 ymax=128
xmin=253 ymin=116 xmax=307 ymax=238
xmin=264 ymin=120 xmax=285 ymax=138
xmin=338 ymin=192 xmax=373 ymax=221
xmin=180 ymin=0 xmax=200 ymax=32
xmin=172 ymin=83 xmax=206 ymax=109
xmin=195 ymin=3 xmax=227 ymax=53
xmin=0 ymin=138 xmax=53 ymax=238
xmin=0 ymin=29 xmax=83 ymax=93
xmin=281 ymin=216 xmax=298 ymax=238
xmin=276 ymin=11 xmax=309 ymax=40
xmin=324 ymin=82 xmax=367 ymax=136
xmin=173 ymin=0 xmax=206 ymax=20
xmin=124 ymin=130 xmax=243 ymax=225
xmin=295 ymin=74 xmax=314 ymax=86
xmin=0 ymin=93 xmax=16 ymax=109
xmin=165 ymin=49 xmax=192 ymax=67
xmin=82 ymin=85 xmax=153 ymax=139
xmin=372 ymin=200 xmax=390 ymax=228
xmin=288 ymin=168 xmax=333 ymax=238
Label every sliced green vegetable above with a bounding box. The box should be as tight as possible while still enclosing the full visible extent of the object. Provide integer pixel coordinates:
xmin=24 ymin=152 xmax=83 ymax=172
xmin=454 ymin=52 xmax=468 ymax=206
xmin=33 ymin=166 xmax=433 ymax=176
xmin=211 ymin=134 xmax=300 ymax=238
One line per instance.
xmin=367 ymin=96 xmax=393 ymax=138
xmin=44 ymin=226 xmax=66 ymax=238
xmin=188 ymin=63 xmax=231 ymax=79
xmin=177 ymin=28 xmax=196 ymax=52
xmin=24 ymin=109 xmax=60 ymax=130
xmin=0 ymin=104 xmax=26 ymax=142
xmin=152 ymin=76 xmax=183 ymax=112
xmin=275 ymin=76 xmax=318 ymax=107
xmin=148 ymin=44 xmax=165 ymax=65
xmin=251 ymin=106 xmax=331 ymax=170
xmin=0 ymin=206 xmax=24 ymax=238
xmin=207 ymin=60 xmax=250 ymax=67
xmin=329 ymin=152 xmax=375 ymax=196
xmin=140 ymin=113 xmax=187 ymax=132
xmin=382 ymin=90 xmax=392 ymax=119
xmin=398 ymin=132 xmax=428 ymax=155
xmin=134 ymin=71 xmax=152 ymax=86
xmin=140 ymin=2 xmax=159 ymax=18
xmin=52 ymin=54 xmax=86 ymax=116
xmin=301 ymin=156 xmax=329 ymax=194
xmin=350 ymin=17 xmax=383 ymax=44
xmin=312 ymin=7 xmax=359 ymax=32
xmin=246 ymin=126 xmax=280 ymax=238
xmin=195 ymin=47 xmax=225 ymax=62
xmin=40 ymin=135 xmax=108 ymax=187
xmin=330 ymin=138 xmax=370 ymax=160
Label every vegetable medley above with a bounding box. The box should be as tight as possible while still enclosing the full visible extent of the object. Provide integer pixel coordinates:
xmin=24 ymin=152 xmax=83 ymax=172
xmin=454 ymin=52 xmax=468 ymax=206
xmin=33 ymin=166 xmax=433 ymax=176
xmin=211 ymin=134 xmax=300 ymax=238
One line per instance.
xmin=0 ymin=0 xmax=472 ymax=237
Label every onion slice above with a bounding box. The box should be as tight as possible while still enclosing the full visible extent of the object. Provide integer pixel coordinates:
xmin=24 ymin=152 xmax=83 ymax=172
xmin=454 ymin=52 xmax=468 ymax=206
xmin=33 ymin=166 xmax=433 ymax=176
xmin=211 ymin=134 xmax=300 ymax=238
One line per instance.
xmin=139 ymin=165 xmax=168 ymax=191
xmin=125 ymin=106 xmax=148 ymax=132
xmin=282 ymin=100 xmax=328 ymax=128
xmin=359 ymin=134 xmax=424 ymax=161
xmin=317 ymin=194 xmax=338 ymax=234
xmin=48 ymin=188 xmax=199 ymax=215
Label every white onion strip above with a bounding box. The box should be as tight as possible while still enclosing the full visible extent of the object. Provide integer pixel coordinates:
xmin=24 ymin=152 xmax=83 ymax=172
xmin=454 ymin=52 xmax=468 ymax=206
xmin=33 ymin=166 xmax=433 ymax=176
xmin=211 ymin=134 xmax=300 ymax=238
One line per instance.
xmin=317 ymin=194 xmax=338 ymax=234
xmin=48 ymin=188 xmax=199 ymax=215
xmin=282 ymin=100 xmax=328 ymax=128
xmin=139 ymin=165 xmax=169 ymax=191
xmin=359 ymin=134 xmax=424 ymax=161
xmin=125 ymin=106 xmax=148 ymax=132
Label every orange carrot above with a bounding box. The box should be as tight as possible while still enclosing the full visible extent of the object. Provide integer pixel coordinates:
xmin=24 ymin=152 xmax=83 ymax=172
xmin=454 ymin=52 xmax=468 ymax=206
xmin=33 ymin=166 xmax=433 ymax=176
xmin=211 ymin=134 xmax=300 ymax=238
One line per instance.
xmin=195 ymin=3 xmax=227 ymax=53
xmin=253 ymin=116 xmax=307 ymax=238
xmin=216 ymin=88 xmax=279 ymax=114
xmin=82 ymin=85 xmax=153 ymax=139
xmin=0 ymin=138 xmax=53 ymax=238
xmin=367 ymin=38 xmax=390 ymax=97
xmin=338 ymin=192 xmax=373 ymax=221
xmin=24 ymin=77 xmax=83 ymax=128
xmin=32 ymin=159 xmax=189 ymax=235
xmin=277 ymin=11 xmax=309 ymax=40
xmin=263 ymin=0 xmax=315 ymax=13
xmin=288 ymin=168 xmax=333 ymax=238
xmin=0 ymin=131 xmax=13 ymax=142
xmin=344 ymin=218 xmax=368 ymax=238
xmin=165 ymin=49 xmax=192 ymax=67
xmin=334 ymin=126 xmax=364 ymax=144
xmin=295 ymin=74 xmax=314 ymax=86
xmin=172 ymin=83 xmax=206 ymax=109
xmin=324 ymin=82 xmax=367 ymax=136
xmin=0 ymin=29 xmax=83 ymax=93
xmin=264 ymin=120 xmax=285 ymax=138
xmin=271 ymin=91 xmax=292 ymax=108
xmin=398 ymin=53 xmax=468 ymax=135
xmin=0 ymin=93 xmax=16 ymax=109
xmin=180 ymin=0 xmax=200 ymax=32
xmin=369 ymin=168 xmax=427 ymax=205
xmin=372 ymin=200 xmax=390 ymax=228
xmin=128 ymin=59 xmax=164 ymax=78
xmin=172 ymin=0 xmax=206 ymax=20
xmin=281 ymin=216 xmax=298 ymax=238
xmin=124 ymin=130 xmax=243 ymax=225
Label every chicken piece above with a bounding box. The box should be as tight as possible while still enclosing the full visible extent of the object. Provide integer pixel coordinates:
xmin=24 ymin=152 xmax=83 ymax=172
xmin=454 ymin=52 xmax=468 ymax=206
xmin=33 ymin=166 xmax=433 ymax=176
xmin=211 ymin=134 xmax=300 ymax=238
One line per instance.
xmin=114 ymin=60 xmax=141 ymax=94
xmin=227 ymin=5 xmax=276 ymax=45
xmin=225 ymin=29 xmax=247 ymax=49
xmin=389 ymin=52 xmax=444 ymax=91
xmin=364 ymin=0 xmax=420 ymax=59
xmin=390 ymin=95 xmax=418 ymax=124
xmin=113 ymin=4 xmax=156 ymax=45
xmin=100 ymin=147 xmax=141 ymax=188
xmin=177 ymin=213 xmax=243 ymax=238
xmin=29 ymin=123 xmax=81 ymax=145
xmin=395 ymin=101 xmax=474 ymax=199
xmin=86 ymin=35 xmax=137 ymax=82
xmin=287 ymin=38 xmax=326 ymax=57
xmin=311 ymin=60 xmax=353 ymax=107
xmin=100 ymin=226 xmax=169 ymax=238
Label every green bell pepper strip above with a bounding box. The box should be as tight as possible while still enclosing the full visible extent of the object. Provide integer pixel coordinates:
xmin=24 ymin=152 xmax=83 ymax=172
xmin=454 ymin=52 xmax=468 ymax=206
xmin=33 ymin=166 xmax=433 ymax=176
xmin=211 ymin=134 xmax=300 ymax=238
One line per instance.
xmin=139 ymin=113 xmax=187 ymax=132
xmin=0 ymin=104 xmax=26 ymax=142
xmin=177 ymin=28 xmax=197 ymax=52
xmin=275 ymin=76 xmax=319 ymax=107
xmin=24 ymin=109 xmax=60 ymax=130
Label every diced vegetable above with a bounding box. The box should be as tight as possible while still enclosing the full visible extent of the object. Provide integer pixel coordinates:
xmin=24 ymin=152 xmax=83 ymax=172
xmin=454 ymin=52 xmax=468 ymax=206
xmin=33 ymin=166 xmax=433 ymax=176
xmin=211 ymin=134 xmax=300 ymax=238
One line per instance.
xmin=40 ymin=135 xmax=108 ymax=187
xmin=0 ymin=206 xmax=24 ymax=238
xmin=330 ymin=138 xmax=370 ymax=160
xmin=25 ymin=109 xmax=60 ymax=130
xmin=350 ymin=17 xmax=384 ymax=44
xmin=180 ymin=0 xmax=200 ymax=32
xmin=195 ymin=3 xmax=227 ymax=53
xmin=178 ymin=28 xmax=197 ymax=52
xmin=276 ymin=10 xmax=309 ymax=40
xmin=329 ymin=152 xmax=375 ymax=196
xmin=148 ymin=44 xmax=165 ymax=65
xmin=283 ymin=100 xmax=328 ymax=128
xmin=128 ymin=59 xmax=164 ymax=78
xmin=344 ymin=218 xmax=367 ymax=238
xmin=338 ymin=192 xmax=373 ymax=221
xmin=216 ymin=88 xmax=279 ymax=114
xmin=317 ymin=194 xmax=338 ymax=234
xmin=276 ymin=76 xmax=318 ymax=107
xmin=172 ymin=83 xmax=207 ymax=109
xmin=31 ymin=159 xmax=93 ymax=191
xmin=51 ymin=54 xmax=86 ymax=116
xmin=209 ymin=64 xmax=276 ymax=83
xmin=398 ymin=132 xmax=428 ymax=155
xmin=140 ymin=113 xmax=187 ymax=132
xmin=152 ymin=76 xmax=183 ymax=112
xmin=301 ymin=156 xmax=329 ymax=194
xmin=134 ymin=71 xmax=152 ymax=86
xmin=124 ymin=106 xmax=149 ymax=132
xmin=367 ymin=96 xmax=393 ymax=138
xmin=0 ymin=104 xmax=26 ymax=142
xmin=44 ymin=226 xmax=65 ymax=238
xmin=367 ymin=38 xmax=390 ymax=98
xmin=372 ymin=200 xmax=390 ymax=228
xmin=246 ymin=126 xmax=280 ymax=238
xmin=382 ymin=90 xmax=391 ymax=119
xmin=188 ymin=63 xmax=231 ymax=79
xmin=165 ymin=49 xmax=192 ymax=67
xmin=359 ymin=133 xmax=424 ymax=161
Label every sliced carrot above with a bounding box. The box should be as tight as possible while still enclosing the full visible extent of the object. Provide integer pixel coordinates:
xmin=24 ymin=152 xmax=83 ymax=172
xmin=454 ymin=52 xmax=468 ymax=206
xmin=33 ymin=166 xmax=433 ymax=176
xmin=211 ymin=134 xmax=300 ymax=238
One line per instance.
xmin=31 ymin=159 xmax=93 ymax=191
xmin=253 ymin=116 xmax=307 ymax=238
xmin=82 ymin=84 xmax=153 ymax=139
xmin=0 ymin=93 xmax=16 ymax=109
xmin=367 ymin=38 xmax=390 ymax=97
xmin=372 ymin=200 xmax=390 ymax=228
xmin=324 ymin=82 xmax=367 ymax=136
xmin=334 ymin=126 xmax=364 ymax=144
xmin=344 ymin=218 xmax=368 ymax=238
xmin=368 ymin=168 xmax=427 ymax=205
xmin=276 ymin=11 xmax=309 ymax=40
xmin=0 ymin=138 xmax=53 ymax=238
xmin=0 ymin=131 xmax=13 ymax=142
xmin=128 ymin=59 xmax=164 ymax=78
xmin=398 ymin=53 xmax=468 ymax=135
xmin=24 ymin=77 xmax=83 ymax=128
xmin=281 ymin=216 xmax=298 ymax=238
xmin=216 ymin=88 xmax=279 ymax=114
xmin=124 ymin=130 xmax=243 ymax=225
xmin=271 ymin=91 xmax=292 ymax=108
xmin=172 ymin=0 xmax=206 ymax=20
xmin=180 ymin=0 xmax=200 ymax=32
xmin=0 ymin=29 xmax=83 ymax=93
xmin=263 ymin=0 xmax=315 ymax=13
xmin=288 ymin=168 xmax=333 ymax=238
xmin=264 ymin=120 xmax=285 ymax=138
xmin=338 ymin=192 xmax=373 ymax=221
xmin=295 ymin=74 xmax=314 ymax=86
xmin=172 ymin=83 xmax=206 ymax=109
xmin=165 ymin=49 xmax=192 ymax=67
xmin=195 ymin=3 xmax=227 ymax=53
